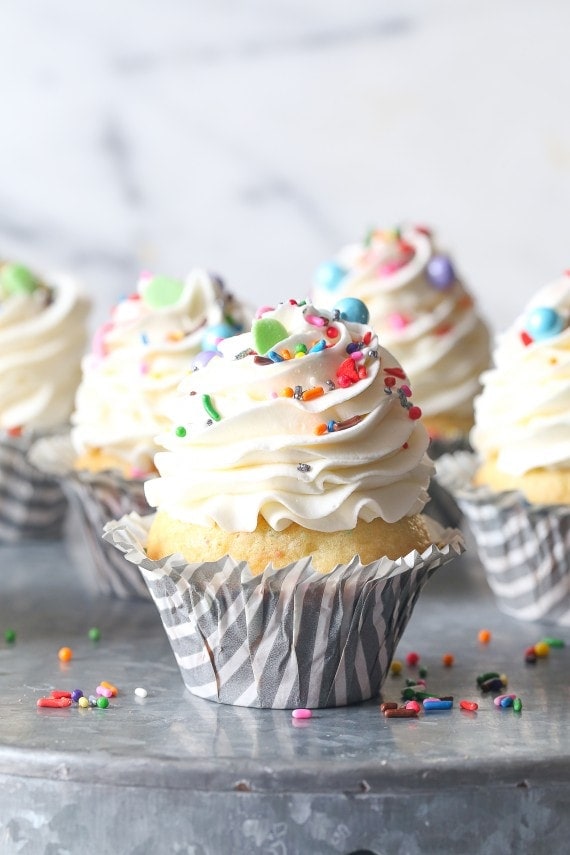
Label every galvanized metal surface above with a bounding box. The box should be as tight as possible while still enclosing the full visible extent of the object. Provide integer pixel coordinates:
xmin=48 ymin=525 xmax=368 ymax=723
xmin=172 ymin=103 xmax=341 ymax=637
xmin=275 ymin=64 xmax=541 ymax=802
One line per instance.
xmin=0 ymin=526 xmax=569 ymax=855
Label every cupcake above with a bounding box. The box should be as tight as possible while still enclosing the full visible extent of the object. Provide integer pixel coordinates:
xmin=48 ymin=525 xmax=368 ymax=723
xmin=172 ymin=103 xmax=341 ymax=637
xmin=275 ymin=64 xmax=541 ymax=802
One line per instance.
xmin=106 ymin=297 xmax=464 ymax=707
xmin=312 ymin=225 xmax=492 ymax=454
xmin=36 ymin=268 xmax=250 ymax=597
xmin=439 ymin=273 xmax=570 ymax=624
xmin=0 ymin=261 xmax=89 ymax=541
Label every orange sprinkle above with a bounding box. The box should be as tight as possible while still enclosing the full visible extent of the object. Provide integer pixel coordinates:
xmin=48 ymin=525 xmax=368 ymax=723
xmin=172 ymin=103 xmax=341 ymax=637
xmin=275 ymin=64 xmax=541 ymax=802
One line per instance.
xmin=315 ymin=423 xmax=328 ymax=436
xmin=442 ymin=652 xmax=455 ymax=667
xmin=58 ymin=646 xmax=73 ymax=663
xmin=100 ymin=680 xmax=119 ymax=697
xmin=302 ymin=386 xmax=324 ymax=402
xmin=279 ymin=387 xmax=294 ymax=398
xmin=280 ymin=349 xmax=292 ymax=360
xmin=167 ymin=331 xmax=184 ymax=342
xmin=478 ymin=629 xmax=492 ymax=644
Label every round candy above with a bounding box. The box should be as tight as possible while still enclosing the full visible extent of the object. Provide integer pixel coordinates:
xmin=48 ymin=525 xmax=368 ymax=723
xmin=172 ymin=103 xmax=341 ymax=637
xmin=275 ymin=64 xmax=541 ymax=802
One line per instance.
xmin=88 ymin=627 xmax=101 ymax=642
xmin=192 ymin=350 xmax=219 ymax=371
xmin=58 ymin=646 xmax=73 ymax=663
xmin=333 ymin=297 xmax=370 ymax=324
xmin=201 ymin=322 xmax=239 ymax=352
xmin=96 ymin=696 xmax=109 ymax=709
xmin=134 ymin=687 xmax=148 ymax=698
xmin=71 ymin=689 xmax=84 ymax=702
xmin=524 ymin=306 xmax=564 ymax=341
xmin=314 ymin=261 xmax=347 ymax=292
xmin=0 ymin=263 xmax=39 ymax=296
xmin=78 ymin=696 xmax=89 ymax=709
xmin=142 ymin=276 xmax=184 ymax=309
xmin=4 ymin=628 xmax=16 ymax=644
xmin=425 ymin=255 xmax=455 ymax=290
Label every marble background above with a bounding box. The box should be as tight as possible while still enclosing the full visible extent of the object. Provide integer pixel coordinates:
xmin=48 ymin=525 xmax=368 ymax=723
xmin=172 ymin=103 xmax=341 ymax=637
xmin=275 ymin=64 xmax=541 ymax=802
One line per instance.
xmin=1 ymin=0 xmax=569 ymax=335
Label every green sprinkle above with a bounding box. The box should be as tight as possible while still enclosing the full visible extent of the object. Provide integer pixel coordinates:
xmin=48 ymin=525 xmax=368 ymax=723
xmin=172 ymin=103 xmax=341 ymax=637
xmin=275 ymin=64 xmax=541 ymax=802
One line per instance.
xmin=202 ymin=394 xmax=221 ymax=422
xmin=513 ymin=697 xmax=523 ymax=713
xmin=4 ymin=629 xmax=16 ymax=644
xmin=476 ymin=671 xmax=500 ymax=685
xmin=541 ymin=637 xmax=565 ymax=649
xmin=88 ymin=627 xmax=101 ymax=642
xmin=175 ymin=425 xmax=187 ymax=437
xmin=295 ymin=343 xmax=308 ymax=354
xmin=96 ymin=696 xmax=109 ymax=709
xmin=419 ymin=666 xmax=428 ymax=679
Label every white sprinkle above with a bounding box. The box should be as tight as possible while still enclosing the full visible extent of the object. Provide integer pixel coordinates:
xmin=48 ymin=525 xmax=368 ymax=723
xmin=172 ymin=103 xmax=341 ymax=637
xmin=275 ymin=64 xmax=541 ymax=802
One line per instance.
xmin=134 ymin=687 xmax=148 ymax=698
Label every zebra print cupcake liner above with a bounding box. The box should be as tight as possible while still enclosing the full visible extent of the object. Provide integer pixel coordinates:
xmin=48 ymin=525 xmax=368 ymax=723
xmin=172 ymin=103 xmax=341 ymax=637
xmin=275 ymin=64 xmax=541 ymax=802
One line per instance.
xmin=436 ymin=452 xmax=570 ymax=625
xmin=28 ymin=432 xmax=153 ymax=598
xmin=104 ymin=512 xmax=464 ymax=709
xmin=0 ymin=433 xmax=68 ymax=542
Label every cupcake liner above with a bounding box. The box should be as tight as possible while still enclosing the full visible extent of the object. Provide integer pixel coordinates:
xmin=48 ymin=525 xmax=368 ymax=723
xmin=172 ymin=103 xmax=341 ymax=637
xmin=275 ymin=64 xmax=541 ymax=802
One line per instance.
xmin=29 ymin=433 xmax=152 ymax=598
xmin=104 ymin=512 xmax=464 ymax=708
xmin=0 ymin=433 xmax=68 ymax=542
xmin=437 ymin=452 xmax=570 ymax=625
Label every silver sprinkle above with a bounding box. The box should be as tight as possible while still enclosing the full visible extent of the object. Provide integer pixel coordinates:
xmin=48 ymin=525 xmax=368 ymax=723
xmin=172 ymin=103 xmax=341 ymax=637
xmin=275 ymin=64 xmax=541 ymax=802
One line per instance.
xmin=367 ymin=349 xmax=378 ymax=359
xmin=297 ymin=463 xmax=312 ymax=473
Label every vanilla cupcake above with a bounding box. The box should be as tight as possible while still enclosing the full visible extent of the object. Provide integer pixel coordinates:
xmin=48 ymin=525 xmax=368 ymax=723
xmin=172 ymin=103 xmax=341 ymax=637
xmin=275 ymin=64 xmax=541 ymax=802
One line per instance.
xmin=440 ymin=273 xmax=570 ymax=624
xmin=0 ymin=261 xmax=89 ymax=541
xmin=106 ymin=298 xmax=463 ymax=706
xmin=312 ymin=225 xmax=492 ymax=452
xmin=37 ymin=268 xmax=250 ymax=597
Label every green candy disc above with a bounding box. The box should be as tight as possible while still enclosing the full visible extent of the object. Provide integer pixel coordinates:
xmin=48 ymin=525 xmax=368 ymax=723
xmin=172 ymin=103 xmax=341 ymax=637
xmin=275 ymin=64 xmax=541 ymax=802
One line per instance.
xmin=252 ymin=318 xmax=288 ymax=355
xmin=0 ymin=263 xmax=39 ymax=296
xmin=142 ymin=276 xmax=184 ymax=309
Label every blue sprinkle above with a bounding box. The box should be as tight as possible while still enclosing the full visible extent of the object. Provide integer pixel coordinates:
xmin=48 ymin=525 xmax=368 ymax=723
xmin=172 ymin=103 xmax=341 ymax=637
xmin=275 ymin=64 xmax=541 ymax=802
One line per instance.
xmin=309 ymin=339 xmax=326 ymax=353
xmin=267 ymin=350 xmax=284 ymax=362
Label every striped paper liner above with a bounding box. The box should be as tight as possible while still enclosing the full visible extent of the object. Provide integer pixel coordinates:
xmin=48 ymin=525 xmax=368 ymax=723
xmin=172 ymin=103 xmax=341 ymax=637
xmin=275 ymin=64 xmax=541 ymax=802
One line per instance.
xmin=437 ymin=452 xmax=570 ymax=625
xmin=104 ymin=512 xmax=464 ymax=709
xmin=0 ymin=433 xmax=68 ymax=542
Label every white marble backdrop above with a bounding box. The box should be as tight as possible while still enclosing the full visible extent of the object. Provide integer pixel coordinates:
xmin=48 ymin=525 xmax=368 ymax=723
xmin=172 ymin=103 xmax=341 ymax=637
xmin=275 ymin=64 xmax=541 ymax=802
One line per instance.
xmin=1 ymin=0 xmax=569 ymax=334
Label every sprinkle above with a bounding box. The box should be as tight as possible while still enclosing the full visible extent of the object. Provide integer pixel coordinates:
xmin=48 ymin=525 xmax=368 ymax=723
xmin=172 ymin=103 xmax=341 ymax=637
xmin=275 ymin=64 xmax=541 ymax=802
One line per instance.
xmin=513 ymin=698 xmax=523 ymax=712
xmin=6 ymin=426 xmax=23 ymax=437
xmin=363 ymin=331 xmax=372 ymax=345
xmin=380 ymin=701 xmax=398 ymax=711
xmin=400 ymin=384 xmax=412 ymax=397
xmin=140 ymin=332 xmax=149 ymax=345
xmin=346 ymin=342 xmax=362 ymax=354
xmin=334 ymin=415 xmax=363 ymax=431
xmin=236 ymin=347 xmax=255 ymax=360
xmin=279 ymin=387 xmax=294 ymax=398
xmin=50 ymin=690 xmax=72 ymax=699
xmin=408 ymin=406 xmax=422 ymax=420
xmin=442 ymin=652 xmax=455 ymax=667
xmin=326 ymin=326 xmax=339 ymax=338
xmin=294 ymin=386 xmax=303 ymax=399
xmin=476 ymin=671 xmax=500 ymax=685
xmin=390 ymin=660 xmax=402 ymax=676
xmin=254 ymin=356 xmax=274 ymax=366
xmin=305 ymin=314 xmax=327 ymax=327
xmin=280 ymin=349 xmax=293 ymax=360
xmin=405 ymin=700 xmax=421 ymax=713
xmin=292 ymin=708 xmax=313 ymax=719
xmin=100 ymin=681 xmax=118 ymax=696
xmin=326 ymin=379 xmax=336 ymax=390
xmin=71 ymin=689 xmax=84 ymax=702
xmin=134 ymin=687 xmax=148 ymax=699
xmin=175 ymin=426 xmax=187 ymax=437
xmin=327 ymin=420 xmax=337 ymax=432
xmin=367 ymin=349 xmax=378 ymax=359
xmin=406 ymin=652 xmax=420 ymax=667
xmin=78 ymin=696 xmax=89 ymax=709
xmin=308 ymin=339 xmax=326 ymax=353
xmin=302 ymin=386 xmax=324 ymax=401
xmin=37 ymin=697 xmax=72 ymax=709
xmin=202 ymin=394 xmax=221 ymax=422
xmin=480 ymin=677 xmax=507 ymax=692
xmin=384 ymin=376 xmax=396 ymax=388
xmin=297 ymin=463 xmax=312 ymax=473
xmin=315 ymin=424 xmax=328 ymax=436
xmin=494 ymin=693 xmax=516 ymax=708
xmin=96 ymin=696 xmax=109 ymax=709
xmin=423 ymin=699 xmax=453 ymax=711
xmin=96 ymin=685 xmax=113 ymax=698
xmin=384 ymin=366 xmax=406 ymax=380
xmin=541 ymin=637 xmax=565 ymax=648
xmin=384 ymin=708 xmax=418 ymax=719
xmin=520 ymin=330 xmax=534 ymax=347
xmin=459 ymin=700 xmax=479 ymax=712
xmin=295 ymin=343 xmax=308 ymax=355
xmin=533 ymin=641 xmax=550 ymax=658
xmin=478 ymin=629 xmax=492 ymax=644
xmin=4 ymin=629 xmax=16 ymax=643
xmin=267 ymin=350 xmax=284 ymax=363
xmin=58 ymin=647 xmax=73 ymax=663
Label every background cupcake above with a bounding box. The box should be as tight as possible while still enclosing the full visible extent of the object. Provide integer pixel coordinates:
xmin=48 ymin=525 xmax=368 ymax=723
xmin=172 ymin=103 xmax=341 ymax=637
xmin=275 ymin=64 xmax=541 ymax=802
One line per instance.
xmin=438 ymin=272 xmax=570 ymax=624
xmin=35 ymin=267 xmax=250 ymax=598
xmin=106 ymin=298 xmax=463 ymax=707
xmin=312 ymin=225 xmax=492 ymax=455
xmin=0 ymin=261 xmax=89 ymax=541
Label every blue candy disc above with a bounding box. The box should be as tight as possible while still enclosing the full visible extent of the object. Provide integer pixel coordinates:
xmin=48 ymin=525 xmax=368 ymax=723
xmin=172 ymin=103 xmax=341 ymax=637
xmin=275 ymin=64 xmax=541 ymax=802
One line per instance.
xmin=333 ymin=297 xmax=370 ymax=324
xmin=524 ymin=306 xmax=564 ymax=341
xmin=314 ymin=261 xmax=347 ymax=292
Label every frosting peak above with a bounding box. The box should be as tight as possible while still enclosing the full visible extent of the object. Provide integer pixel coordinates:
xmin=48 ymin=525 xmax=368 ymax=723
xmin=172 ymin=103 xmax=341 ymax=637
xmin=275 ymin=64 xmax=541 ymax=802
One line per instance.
xmin=145 ymin=299 xmax=434 ymax=532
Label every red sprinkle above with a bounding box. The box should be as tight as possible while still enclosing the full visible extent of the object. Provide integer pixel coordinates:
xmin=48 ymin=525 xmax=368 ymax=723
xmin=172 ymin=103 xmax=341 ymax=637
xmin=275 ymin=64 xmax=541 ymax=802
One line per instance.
xmin=336 ymin=357 xmax=360 ymax=385
xmin=326 ymin=326 xmax=339 ymax=339
xmin=384 ymin=366 xmax=406 ymax=380
xmin=363 ymin=330 xmax=372 ymax=345
xmin=520 ymin=330 xmax=533 ymax=347
xmin=50 ymin=690 xmax=72 ymax=699
xmin=406 ymin=652 xmax=420 ymax=667
xmin=459 ymin=700 xmax=479 ymax=712
xmin=37 ymin=697 xmax=73 ymax=709
xmin=408 ymin=406 xmax=422 ymax=420
xmin=384 ymin=376 xmax=397 ymax=388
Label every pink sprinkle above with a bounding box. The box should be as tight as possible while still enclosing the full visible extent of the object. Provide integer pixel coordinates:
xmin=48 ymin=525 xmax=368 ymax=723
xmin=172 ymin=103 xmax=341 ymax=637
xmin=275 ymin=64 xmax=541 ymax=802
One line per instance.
xmin=305 ymin=314 xmax=327 ymax=327
xmin=96 ymin=685 xmax=113 ymax=698
xmin=292 ymin=708 xmax=312 ymax=720
xmin=350 ymin=351 xmax=364 ymax=362
xmin=493 ymin=693 xmax=516 ymax=707
xmin=140 ymin=363 xmax=149 ymax=375
xmin=255 ymin=305 xmax=274 ymax=318
xmin=378 ymin=258 xmax=408 ymax=275
xmin=387 ymin=313 xmax=410 ymax=330
xmin=400 ymin=384 xmax=412 ymax=396
xmin=130 ymin=467 xmax=145 ymax=479
xmin=405 ymin=700 xmax=421 ymax=713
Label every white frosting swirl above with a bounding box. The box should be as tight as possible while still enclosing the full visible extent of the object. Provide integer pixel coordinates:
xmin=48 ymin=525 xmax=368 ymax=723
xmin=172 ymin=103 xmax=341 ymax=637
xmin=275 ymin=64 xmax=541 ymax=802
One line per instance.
xmin=471 ymin=275 xmax=570 ymax=476
xmin=312 ymin=226 xmax=491 ymax=427
xmin=71 ymin=269 xmax=250 ymax=475
xmin=145 ymin=300 xmax=434 ymax=532
xmin=0 ymin=266 xmax=89 ymax=431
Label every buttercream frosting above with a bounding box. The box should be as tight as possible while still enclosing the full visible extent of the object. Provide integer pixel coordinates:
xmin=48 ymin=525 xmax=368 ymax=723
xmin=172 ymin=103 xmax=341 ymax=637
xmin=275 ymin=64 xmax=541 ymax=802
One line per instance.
xmin=0 ymin=262 xmax=89 ymax=432
xmin=145 ymin=299 xmax=434 ymax=532
xmin=471 ymin=274 xmax=570 ymax=476
xmin=312 ymin=226 xmax=491 ymax=428
xmin=71 ymin=269 xmax=250 ymax=476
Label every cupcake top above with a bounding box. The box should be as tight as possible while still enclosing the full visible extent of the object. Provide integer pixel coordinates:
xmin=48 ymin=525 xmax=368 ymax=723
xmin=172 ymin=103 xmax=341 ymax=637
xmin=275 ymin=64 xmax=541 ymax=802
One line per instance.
xmin=145 ymin=298 xmax=434 ymax=532
xmin=471 ymin=273 xmax=570 ymax=479
xmin=71 ymin=269 xmax=250 ymax=478
xmin=0 ymin=261 xmax=89 ymax=433
xmin=312 ymin=225 xmax=492 ymax=435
